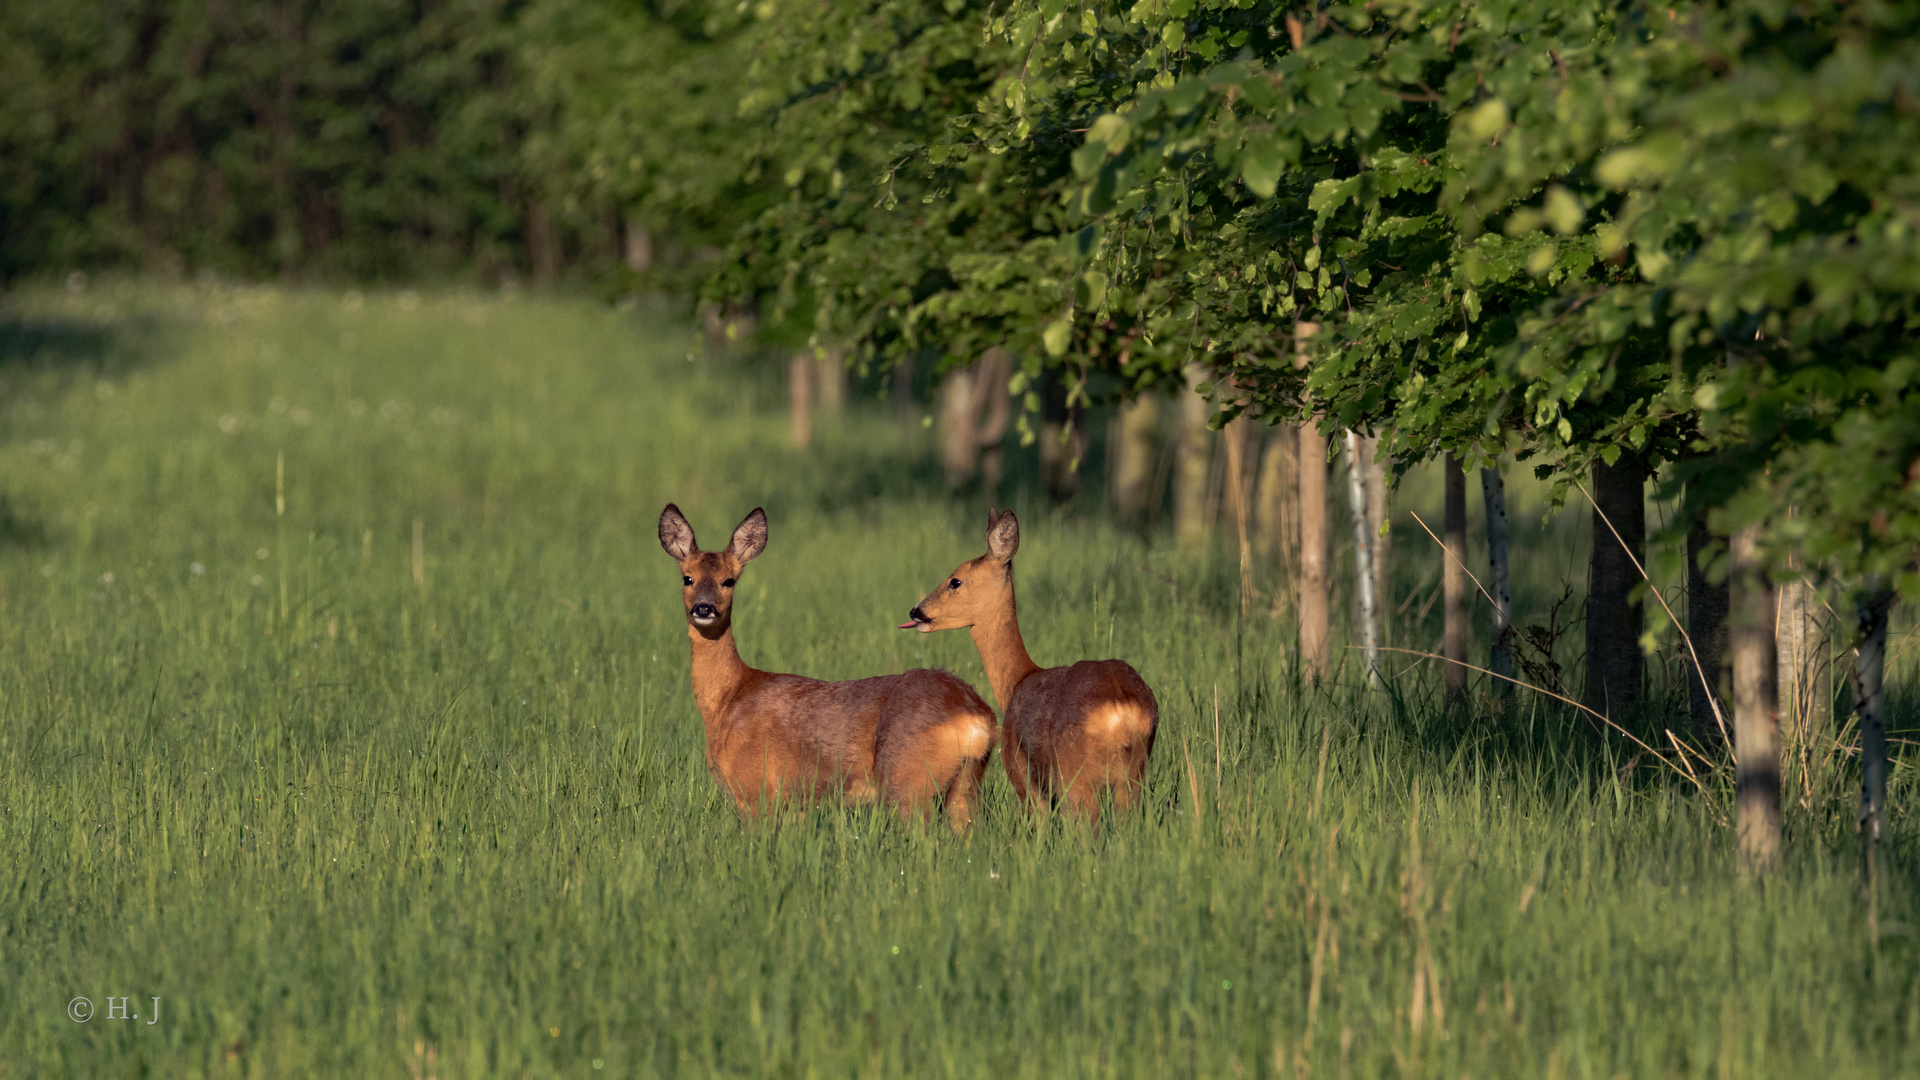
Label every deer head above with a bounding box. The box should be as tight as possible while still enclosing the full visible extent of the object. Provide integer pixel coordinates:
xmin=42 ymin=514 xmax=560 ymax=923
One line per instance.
xmin=659 ymin=504 xmax=767 ymax=639
xmin=901 ymin=508 xmax=1019 ymax=633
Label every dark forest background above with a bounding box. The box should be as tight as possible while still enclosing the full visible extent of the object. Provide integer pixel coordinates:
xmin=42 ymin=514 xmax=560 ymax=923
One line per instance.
xmin=0 ymin=0 xmax=731 ymax=288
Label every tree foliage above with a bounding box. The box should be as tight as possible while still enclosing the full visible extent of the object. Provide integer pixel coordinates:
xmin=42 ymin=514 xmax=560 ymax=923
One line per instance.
xmin=5 ymin=0 xmax=1915 ymax=590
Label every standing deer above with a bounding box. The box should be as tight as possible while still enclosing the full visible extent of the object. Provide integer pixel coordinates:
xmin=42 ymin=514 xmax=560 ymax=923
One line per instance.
xmin=901 ymin=509 xmax=1158 ymax=820
xmin=659 ymin=505 xmax=995 ymax=832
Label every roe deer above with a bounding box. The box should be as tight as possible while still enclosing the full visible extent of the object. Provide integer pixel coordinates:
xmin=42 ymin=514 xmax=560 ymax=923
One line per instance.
xmin=901 ymin=509 xmax=1158 ymax=820
xmin=659 ymin=504 xmax=995 ymax=832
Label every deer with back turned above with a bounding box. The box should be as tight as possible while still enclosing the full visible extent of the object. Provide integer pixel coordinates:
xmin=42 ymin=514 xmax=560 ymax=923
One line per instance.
xmin=659 ymin=505 xmax=995 ymax=832
xmin=901 ymin=509 xmax=1158 ymax=820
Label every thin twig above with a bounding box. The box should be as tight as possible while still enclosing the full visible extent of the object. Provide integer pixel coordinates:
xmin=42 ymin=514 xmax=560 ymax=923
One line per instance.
xmin=1353 ymin=645 xmax=1705 ymax=793
xmin=1574 ymin=478 xmax=1731 ymax=749
xmin=1407 ymin=508 xmax=1496 ymax=609
xmin=1666 ymin=728 xmax=1702 ymax=787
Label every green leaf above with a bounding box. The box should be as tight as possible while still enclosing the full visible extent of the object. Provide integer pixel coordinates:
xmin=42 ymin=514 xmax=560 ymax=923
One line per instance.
xmin=1075 ymin=271 xmax=1109 ymax=309
xmin=1042 ymin=319 xmax=1074 ymax=356
xmin=1241 ymin=136 xmax=1285 ymax=198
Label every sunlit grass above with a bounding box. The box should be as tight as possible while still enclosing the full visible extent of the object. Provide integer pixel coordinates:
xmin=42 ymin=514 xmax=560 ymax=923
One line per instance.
xmin=0 ymin=281 xmax=1913 ymax=1077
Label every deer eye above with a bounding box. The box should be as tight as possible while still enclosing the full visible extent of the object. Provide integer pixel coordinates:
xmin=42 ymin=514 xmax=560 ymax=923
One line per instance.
xmin=681 ymin=575 xmax=693 ymax=586
xmin=949 ymin=578 xmax=962 ymax=590
xmin=721 ymin=578 xmax=736 ymax=588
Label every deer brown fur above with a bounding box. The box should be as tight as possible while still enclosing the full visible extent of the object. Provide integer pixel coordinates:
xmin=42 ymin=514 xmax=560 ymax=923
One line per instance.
xmin=902 ymin=509 xmax=1158 ymax=820
xmin=659 ymin=504 xmax=994 ymax=832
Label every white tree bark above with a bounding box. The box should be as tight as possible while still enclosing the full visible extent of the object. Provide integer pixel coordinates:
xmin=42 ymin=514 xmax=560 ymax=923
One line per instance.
xmin=1345 ymin=430 xmax=1380 ymax=688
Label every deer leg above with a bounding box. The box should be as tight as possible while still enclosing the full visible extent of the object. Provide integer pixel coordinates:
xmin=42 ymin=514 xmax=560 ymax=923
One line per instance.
xmin=1001 ymin=732 xmax=1041 ymax=815
xmin=943 ymin=750 xmax=989 ymax=834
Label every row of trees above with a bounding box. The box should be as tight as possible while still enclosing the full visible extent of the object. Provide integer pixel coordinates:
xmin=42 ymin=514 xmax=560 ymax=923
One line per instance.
xmin=714 ymin=0 xmax=1918 ymax=873
xmin=6 ymin=0 xmax=1914 ymax=872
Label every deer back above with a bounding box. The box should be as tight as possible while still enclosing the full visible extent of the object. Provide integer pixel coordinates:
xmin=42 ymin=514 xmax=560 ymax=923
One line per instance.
xmin=711 ymin=667 xmax=995 ymax=806
xmin=1003 ymin=658 xmax=1158 ymax=807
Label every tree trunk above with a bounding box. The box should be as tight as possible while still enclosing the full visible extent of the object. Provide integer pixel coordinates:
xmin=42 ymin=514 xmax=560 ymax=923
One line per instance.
xmin=1109 ymin=396 xmax=1160 ymax=521
xmin=975 ymin=347 xmax=1011 ymax=497
xmin=1443 ymin=454 xmax=1469 ymax=703
xmin=892 ymin=358 xmax=915 ymax=418
xmin=937 ymin=368 xmax=980 ymax=487
xmin=788 ymin=352 xmax=814 ymax=449
xmin=1294 ymin=322 xmax=1328 ymax=680
xmin=1481 ymin=467 xmax=1513 ymax=693
xmin=1686 ymin=516 xmax=1730 ymax=744
xmin=1855 ymin=590 xmax=1894 ymax=874
xmin=702 ymin=300 xmax=754 ymax=352
xmin=1040 ymin=410 xmax=1086 ymax=504
xmin=1731 ymin=522 xmax=1781 ymax=874
xmin=1174 ymin=365 xmax=1214 ymax=550
xmin=1225 ymin=418 xmax=1254 ymax=616
xmin=1363 ymin=435 xmax=1390 ymax=637
xmin=814 ymin=347 xmax=847 ymax=416
xmin=1775 ymin=551 xmax=1830 ymax=765
xmin=1344 ymin=431 xmax=1380 ymax=688
xmin=528 ymin=199 xmax=560 ymax=287
xmin=1256 ymin=424 xmax=1298 ymax=568
xmin=1584 ymin=456 xmax=1646 ymax=716
xmin=624 ymin=215 xmax=653 ymax=273
xmin=1298 ymin=425 xmax=1330 ymax=680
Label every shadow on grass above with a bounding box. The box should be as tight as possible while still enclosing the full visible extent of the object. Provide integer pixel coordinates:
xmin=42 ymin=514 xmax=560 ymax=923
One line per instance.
xmin=0 ymin=306 xmax=175 ymax=390
xmin=0 ymin=306 xmax=176 ymax=548
xmin=0 ymin=496 xmax=49 ymax=549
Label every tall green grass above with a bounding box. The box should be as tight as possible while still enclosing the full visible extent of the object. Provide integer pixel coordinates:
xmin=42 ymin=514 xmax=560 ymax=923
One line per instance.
xmin=0 ymin=282 xmax=1914 ymax=1078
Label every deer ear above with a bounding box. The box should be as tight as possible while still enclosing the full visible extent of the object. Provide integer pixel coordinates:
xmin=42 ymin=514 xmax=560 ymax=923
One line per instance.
xmin=728 ymin=507 xmax=768 ymax=564
xmin=659 ymin=504 xmax=696 ymax=560
xmin=985 ymin=509 xmax=1019 ymax=562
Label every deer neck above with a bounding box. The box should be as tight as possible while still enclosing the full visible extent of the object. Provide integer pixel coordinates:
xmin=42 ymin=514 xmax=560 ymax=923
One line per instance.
xmin=687 ymin=623 xmax=752 ymax=726
xmin=969 ymin=596 xmax=1039 ymax=711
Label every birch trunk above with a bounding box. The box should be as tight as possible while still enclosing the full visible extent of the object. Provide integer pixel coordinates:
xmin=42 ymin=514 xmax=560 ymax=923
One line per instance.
xmin=1584 ymin=456 xmax=1646 ymax=716
xmin=1731 ymin=522 xmax=1781 ymax=874
xmin=1109 ymin=395 xmax=1160 ymax=521
xmin=1174 ymin=365 xmax=1213 ymax=550
xmin=1480 ymin=467 xmax=1513 ymax=692
xmin=1442 ymin=454 xmax=1469 ymax=703
xmin=1345 ymin=431 xmax=1380 ymax=688
xmin=1364 ymin=435 xmax=1390 ymax=636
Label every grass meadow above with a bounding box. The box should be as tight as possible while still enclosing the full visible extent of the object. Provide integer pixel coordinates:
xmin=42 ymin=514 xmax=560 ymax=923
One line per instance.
xmin=1 ymin=281 xmax=1916 ymax=1078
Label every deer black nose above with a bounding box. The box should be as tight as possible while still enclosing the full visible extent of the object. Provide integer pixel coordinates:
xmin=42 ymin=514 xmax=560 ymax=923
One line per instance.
xmin=691 ymin=602 xmax=717 ymax=620
xmin=909 ymin=606 xmax=927 ymax=623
